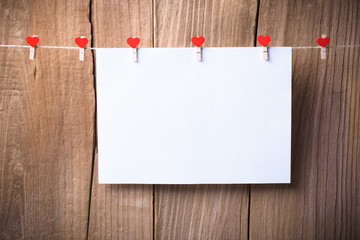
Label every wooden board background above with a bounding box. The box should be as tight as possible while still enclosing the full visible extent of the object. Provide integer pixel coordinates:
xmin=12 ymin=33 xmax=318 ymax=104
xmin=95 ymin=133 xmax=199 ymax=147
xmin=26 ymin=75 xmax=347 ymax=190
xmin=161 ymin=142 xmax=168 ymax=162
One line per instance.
xmin=0 ymin=0 xmax=359 ymax=239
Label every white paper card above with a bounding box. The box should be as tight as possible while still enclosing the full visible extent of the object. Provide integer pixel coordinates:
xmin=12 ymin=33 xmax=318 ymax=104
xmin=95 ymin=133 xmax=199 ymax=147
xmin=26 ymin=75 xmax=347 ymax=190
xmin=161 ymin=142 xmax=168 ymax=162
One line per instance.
xmin=97 ymin=47 xmax=292 ymax=184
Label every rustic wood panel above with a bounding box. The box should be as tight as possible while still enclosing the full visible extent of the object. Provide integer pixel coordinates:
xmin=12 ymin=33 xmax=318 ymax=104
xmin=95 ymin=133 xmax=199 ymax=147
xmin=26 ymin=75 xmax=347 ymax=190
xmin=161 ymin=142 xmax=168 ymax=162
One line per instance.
xmin=88 ymin=150 xmax=153 ymax=240
xmin=154 ymin=0 xmax=259 ymax=239
xmin=155 ymin=185 xmax=249 ymax=240
xmin=250 ymin=0 xmax=360 ymax=239
xmin=1 ymin=0 xmax=359 ymax=239
xmin=154 ymin=0 xmax=259 ymax=47
xmin=87 ymin=0 xmax=153 ymax=239
xmin=0 ymin=0 xmax=94 ymax=239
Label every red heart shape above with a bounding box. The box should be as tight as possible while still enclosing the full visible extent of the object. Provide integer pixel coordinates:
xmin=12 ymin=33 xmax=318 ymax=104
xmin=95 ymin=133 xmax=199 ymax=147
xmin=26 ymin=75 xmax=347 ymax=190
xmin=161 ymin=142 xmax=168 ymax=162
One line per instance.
xmin=26 ymin=36 xmax=39 ymax=47
xmin=257 ymin=35 xmax=271 ymax=46
xmin=191 ymin=36 xmax=205 ymax=47
xmin=316 ymin=37 xmax=330 ymax=47
xmin=75 ymin=37 xmax=88 ymax=48
xmin=127 ymin=37 xmax=140 ymax=48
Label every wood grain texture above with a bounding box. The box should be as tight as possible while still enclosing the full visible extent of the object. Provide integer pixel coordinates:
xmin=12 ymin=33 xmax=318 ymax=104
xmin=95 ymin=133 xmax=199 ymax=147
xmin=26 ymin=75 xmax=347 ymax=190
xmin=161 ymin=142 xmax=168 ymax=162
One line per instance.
xmin=91 ymin=0 xmax=153 ymax=48
xmin=156 ymin=185 xmax=249 ymax=240
xmin=250 ymin=0 xmax=360 ymax=239
xmin=0 ymin=0 xmax=94 ymax=239
xmin=87 ymin=0 xmax=153 ymax=239
xmin=154 ymin=0 xmax=258 ymax=239
xmin=88 ymin=150 xmax=153 ymax=240
xmin=1 ymin=0 xmax=359 ymax=239
xmin=154 ymin=0 xmax=258 ymax=47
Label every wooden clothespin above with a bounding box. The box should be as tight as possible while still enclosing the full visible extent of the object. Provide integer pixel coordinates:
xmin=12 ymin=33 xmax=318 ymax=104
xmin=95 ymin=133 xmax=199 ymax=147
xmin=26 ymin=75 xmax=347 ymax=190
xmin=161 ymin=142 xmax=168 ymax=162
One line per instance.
xmin=132 ymin=47 xmax=138 ymax=62
xmin=257 ymin=35 xmax=271 ymax=60
xmin=196 ymin=47 xmax=202 ymax=61
xmin=191 ymin=36 xmax=205 ymax=61
xmin=316 ymin=34 xmax=330 ymax=59
xmin=262 ymin=46 xmax=269 ymax=60
xmin=79 ymin=44 xmax=85 ymax=61
xmin=75 ymin=36 xmax=88 ymax=61
xmin=26 ymin=35 xmax=39 ymax=60
xmin=127 ymin=37 xmax=140 ymax=62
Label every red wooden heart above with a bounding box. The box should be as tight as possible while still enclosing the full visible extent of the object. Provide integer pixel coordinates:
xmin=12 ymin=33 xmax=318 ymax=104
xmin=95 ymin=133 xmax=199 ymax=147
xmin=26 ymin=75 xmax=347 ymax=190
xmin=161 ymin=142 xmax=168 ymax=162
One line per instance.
xmin=191 ymin=36 xmax=205 ymax=47
xmin=127 ymin=37 xmax=140 ymax=48
xmin=26 ymin=36 xmax=39 ymax=47
xmin=316 ymin=37 xmax=330 ymax=47
xmin=257 ymin=35 xmax=271 ymax=46
xmin=75 ymin=37 xmax=88 ymax=48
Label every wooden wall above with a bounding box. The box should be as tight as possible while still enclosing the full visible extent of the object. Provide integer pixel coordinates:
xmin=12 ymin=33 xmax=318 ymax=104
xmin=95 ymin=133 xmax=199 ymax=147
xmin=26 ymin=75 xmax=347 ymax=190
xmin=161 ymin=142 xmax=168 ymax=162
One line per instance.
xmin=0 ymin=0 xmax=359 ymax=239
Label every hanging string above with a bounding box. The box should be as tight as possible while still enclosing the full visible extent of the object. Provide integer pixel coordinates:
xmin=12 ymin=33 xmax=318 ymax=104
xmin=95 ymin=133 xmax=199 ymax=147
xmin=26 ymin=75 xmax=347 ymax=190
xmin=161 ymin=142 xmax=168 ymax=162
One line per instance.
xmin=0 ymin=44 xmax=360 ymax=50
xmin=0 ymin=44 xmax=90 ymax=49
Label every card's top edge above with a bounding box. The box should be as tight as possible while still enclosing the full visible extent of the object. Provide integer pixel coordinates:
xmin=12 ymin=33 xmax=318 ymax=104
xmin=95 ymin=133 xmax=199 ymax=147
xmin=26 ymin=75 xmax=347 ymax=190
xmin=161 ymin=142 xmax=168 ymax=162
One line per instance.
xmin=97 ymin=47 xmax=293 ymax=50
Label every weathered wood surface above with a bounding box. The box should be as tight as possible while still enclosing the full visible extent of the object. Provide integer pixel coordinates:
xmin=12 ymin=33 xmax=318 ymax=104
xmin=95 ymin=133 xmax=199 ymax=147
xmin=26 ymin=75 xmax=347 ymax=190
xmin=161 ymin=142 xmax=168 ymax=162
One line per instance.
xmin=0 ymin=0 xmax=359 ymax=239
xmin=87 ymin=0 xmax=153 ymax=239
xmin=250 ymin=0 xmax=360 ymax=239
xmin=155 ymin=185 xmax=249 ymax=240
xmin=0 ymin=0 xmax=94 ymax=239
xmin=88 ymin=150 xmax=153 ymax=240
xmin=153 ymin=0 xmax=258 ymax=239
xmin=154 ymin=0 xmax=259 ymax=47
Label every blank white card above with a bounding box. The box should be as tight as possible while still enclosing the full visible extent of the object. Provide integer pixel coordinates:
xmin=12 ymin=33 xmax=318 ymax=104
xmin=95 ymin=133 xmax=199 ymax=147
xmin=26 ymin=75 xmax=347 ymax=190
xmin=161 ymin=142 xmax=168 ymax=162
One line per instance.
xmin=97 ymin=47 xmax=291 ymax=184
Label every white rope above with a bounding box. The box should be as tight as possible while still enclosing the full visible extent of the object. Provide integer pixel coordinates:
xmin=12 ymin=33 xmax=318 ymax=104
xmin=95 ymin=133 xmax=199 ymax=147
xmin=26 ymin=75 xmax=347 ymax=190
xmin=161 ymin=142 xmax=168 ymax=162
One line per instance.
xmin=0 ymin=45 xmax=94 ymax=49
xmin=0 ymin=44 xmax=359 ymax=50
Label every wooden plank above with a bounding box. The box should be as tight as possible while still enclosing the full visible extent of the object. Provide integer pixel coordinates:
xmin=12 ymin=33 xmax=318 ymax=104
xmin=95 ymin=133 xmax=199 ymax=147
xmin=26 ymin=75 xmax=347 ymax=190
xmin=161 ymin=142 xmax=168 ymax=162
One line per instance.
xmin=250 ymin=0 xmax=360 ymax=239
xmin=154 ymin=0 xmax=259 ymax=239
xmin=88 ymin=150 xmax=153 ymax=239
xmin=0 ymin=0 xmax=94 ymax=239
xmin=87 ymin=0 xmax=153 ymax=239
xmin=154 ymin=0 xmax=258 ymax=47
xmin=155 ymin=185 xmax=249 ymax=240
